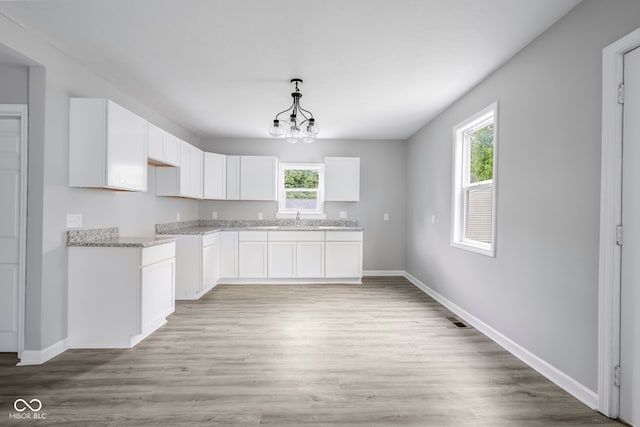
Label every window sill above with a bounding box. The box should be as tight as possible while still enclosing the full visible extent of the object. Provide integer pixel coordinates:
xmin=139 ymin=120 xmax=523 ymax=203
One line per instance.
xmin=276 ymin=212 xmax=327 ymax=220
xmin=451 ymin=240 xmax=495 ymax=257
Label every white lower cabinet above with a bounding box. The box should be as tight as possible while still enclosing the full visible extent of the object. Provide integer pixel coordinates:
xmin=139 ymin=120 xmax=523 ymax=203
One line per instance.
xmin=222 ymin=229 xmax=362 ymax=281
xmin=325 ymin=231 xmax=363 ymax=278
xmin=267 ymin=231 xmax=325 ymax=278
xmin=296 ymin=241 xmax=325 ymax=278
xmin=169 ymin=233 xmax=220 ymax=300
xmin=238 ymin=231 xmax=268 ymax=277
xmin=268 ymin=242 xmax=296 ymax=278
xmin=68 ymin=242 xmax=176 ymax=348
xmin=202 ymin=235 xmax=221 ymax=289
xmin=220 ymin=231 xmax=239 ymax=278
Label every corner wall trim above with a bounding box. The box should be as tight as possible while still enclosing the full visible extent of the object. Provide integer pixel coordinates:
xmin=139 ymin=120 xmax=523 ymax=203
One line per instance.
xmin=403 ymin=272 xmax=598 ymax=410
xmin=363 ymin=270 xmax=406 ymax=277
xmin=17 ymin=338 xmax=68 ymax=366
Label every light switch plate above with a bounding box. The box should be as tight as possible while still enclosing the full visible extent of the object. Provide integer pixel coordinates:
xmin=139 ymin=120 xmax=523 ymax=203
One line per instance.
xmin=431 ymin=214 xmax=436 ymax=224
xmin=257 ymin=212 xmax=263 ymax=220
xmin=339 ymin=211 xmax=347 ymax=219
xmin=212 ymin=211 xmax=218 ymax=219
xmin=66 ymin=214 xmax=83 ymax=228
xmin=176 ymin=212 xmax=181 ymax=221
xmin=383 ymin=213 xmax=389 ymax=221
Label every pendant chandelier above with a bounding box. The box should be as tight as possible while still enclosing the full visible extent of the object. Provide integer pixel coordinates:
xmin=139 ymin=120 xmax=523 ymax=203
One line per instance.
xmin=268 ymin=78 xmax=319 ymax=143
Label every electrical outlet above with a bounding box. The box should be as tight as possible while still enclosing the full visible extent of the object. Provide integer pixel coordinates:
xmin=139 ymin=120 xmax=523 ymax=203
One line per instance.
xmin=339 ymin=211 xmax=347 ymax=219
xmin=383 ymin=213 xmax=389 ymax=221
xmin=66 ymin=214 xmax=83 ymax=228
xmin=431 ymin=214 xmax=436 ymax=224
xmin=176 ymin=212 xmax=181 ymax=221
xmin=212 ymin=211 xmax=218 ymax=220
xmin=257 ymin=212 xmax=263 ymax=220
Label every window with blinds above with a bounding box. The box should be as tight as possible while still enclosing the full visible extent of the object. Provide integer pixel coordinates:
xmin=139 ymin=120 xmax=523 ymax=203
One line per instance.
xmin=452 ymin=103 xmax=498 ymax=257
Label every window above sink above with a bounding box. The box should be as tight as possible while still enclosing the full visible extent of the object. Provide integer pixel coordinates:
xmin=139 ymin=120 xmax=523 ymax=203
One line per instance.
xmin=277 ymin=163 xmax=326 ymax=219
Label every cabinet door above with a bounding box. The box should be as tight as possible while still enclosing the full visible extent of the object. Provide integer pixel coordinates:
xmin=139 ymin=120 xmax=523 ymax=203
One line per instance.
xmin=325 ymin=242 xmax=362 ymax=278
xmin=220 ymin=231 xmax=238 ymax=278
xmin=204 ymin=152 xmax=227 ymax=200
xmin=268 ymin=242 xmax=296 ymax=278
xmin=297 ymin=242 xmax=325 ymax=278
xmin=226 ymin=155 xmax=240 ymax=200
xmin=202 ymin=244 xmax=217 ymax=290
xmin=179 ymin=141 xmax=191 ymax=196
xmin=190 ymin=146 xmax=203 ymax=199
xmin=240 ymin=156 xmax=277 ymax=201
xmin=141 ymin=258 xmax=175 ymax=333
xmin=163 ymin=133 xmax=181 ymax=167
xmin=325 ymin=157 xmax=360 ymax=201
xmin=147 ymin=122 xmax=164 ymax=162
xmin=106 ymin=100 xmax=148 ymax=191
xmin=239 ymin=242 xmax=268 ymax=278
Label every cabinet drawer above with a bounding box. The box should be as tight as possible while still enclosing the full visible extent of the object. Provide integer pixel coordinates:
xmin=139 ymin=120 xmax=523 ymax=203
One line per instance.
xmin=202 ymin=232 xmax=219 ymax=247
xmin=325 ymin=231 xmax=363 ymax=242
xmin=268 ymin=231 xmax=325 ymax=242
xmin=239 ymin=231 xmax=268 ymax=242
xmin=142 ymin=242 xmax=175 ymax=266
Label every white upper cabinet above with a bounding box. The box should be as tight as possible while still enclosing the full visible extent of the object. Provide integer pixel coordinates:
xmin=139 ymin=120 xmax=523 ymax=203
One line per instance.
xmin=147 ymin=123 xmax=180 ymax=167
xmin=203 ymin=152 xmax=227 ymax=200
xmin=324 ymin=157 xmax=360 ymax=201
xmin=69 ymin=98 xmax=147 ymax=191
xmin=226 ymin=155 xmax=240 ymax=200
xmin=240 ymin=155 xmax=278 ymax=201
xmin=156 ymin=141 xmax=203 ymax=199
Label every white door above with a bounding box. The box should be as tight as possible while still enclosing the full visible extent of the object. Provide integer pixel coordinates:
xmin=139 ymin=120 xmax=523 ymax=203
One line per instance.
xmin=621 ymin=46 xmax=640 ymax=426
xmin=0 ymin=106 xmax=26 ymax=353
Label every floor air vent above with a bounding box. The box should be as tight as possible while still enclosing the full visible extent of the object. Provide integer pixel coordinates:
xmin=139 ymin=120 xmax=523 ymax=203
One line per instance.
xmin=446 ymin=316 xmax=468 ymax=328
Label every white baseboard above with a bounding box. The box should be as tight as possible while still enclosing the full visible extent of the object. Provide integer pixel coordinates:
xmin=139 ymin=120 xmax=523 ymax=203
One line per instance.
xmin=363 ymin=270 xmax=406 ymax=277
xmin=18 ymin=338 xmax=68 ymax=366
xmin=403 ymin=272 xmax=598 ymax=409
xmin=217 ymin=278 xmax=362 ymax=285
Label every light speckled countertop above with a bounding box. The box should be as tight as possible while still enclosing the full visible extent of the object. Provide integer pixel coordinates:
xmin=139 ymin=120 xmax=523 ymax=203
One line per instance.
xmin=66 ymin=227 xmax=176 ymax=248
xmin=155 ymin=219 xmax=363 ymax=236
xmin=68 ymin=236 xmax=177 ymax=248
xmin=158 ymin=226 xmax=363 ymax=236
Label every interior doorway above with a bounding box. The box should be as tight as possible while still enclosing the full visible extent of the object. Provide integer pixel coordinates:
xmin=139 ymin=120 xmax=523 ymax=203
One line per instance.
xmin=0 ymin=105 xmax=28 ymax=358
xmin=620 ymin=46 xmax=640 ymax=426
xmin=599 ymin=27 xmax=640 ymax=422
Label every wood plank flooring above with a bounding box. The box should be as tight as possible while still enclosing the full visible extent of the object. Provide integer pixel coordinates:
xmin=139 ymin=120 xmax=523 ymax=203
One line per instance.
xmin=0 ymin=277 xmax=622 ymax=426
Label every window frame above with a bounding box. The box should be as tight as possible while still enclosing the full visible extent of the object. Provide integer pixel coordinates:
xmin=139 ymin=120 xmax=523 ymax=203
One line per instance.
xmin=451 ymin=102 xmax=498 ymax=257
xmin=277 ymin=163 xmax=326 ymax=217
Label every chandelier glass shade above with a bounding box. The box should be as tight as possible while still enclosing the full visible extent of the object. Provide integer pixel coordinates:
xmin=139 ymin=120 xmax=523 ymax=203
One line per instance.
xmin=268 ymin=78 xmax=319 ymax=143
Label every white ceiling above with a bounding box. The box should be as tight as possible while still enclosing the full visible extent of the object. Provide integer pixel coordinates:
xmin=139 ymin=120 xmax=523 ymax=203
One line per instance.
xmin=0 ymin=0 xmax=581 ymax=140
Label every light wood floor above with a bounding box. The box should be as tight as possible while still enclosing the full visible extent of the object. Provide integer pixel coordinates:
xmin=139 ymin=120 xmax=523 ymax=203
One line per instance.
xmin=0 ymin=277 xmax=622 ymax=426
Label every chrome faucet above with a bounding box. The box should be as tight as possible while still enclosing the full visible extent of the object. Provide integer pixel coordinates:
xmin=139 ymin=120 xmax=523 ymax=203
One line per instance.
xmin=295 ymin=211 xmax=301 ymax=227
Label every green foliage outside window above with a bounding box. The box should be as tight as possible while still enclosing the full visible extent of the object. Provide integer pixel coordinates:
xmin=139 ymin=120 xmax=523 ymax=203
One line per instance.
xmin=284 ymin=169 xmax=319 ymax=189
xmin=469 ymin=124 xmax=494 ymax=183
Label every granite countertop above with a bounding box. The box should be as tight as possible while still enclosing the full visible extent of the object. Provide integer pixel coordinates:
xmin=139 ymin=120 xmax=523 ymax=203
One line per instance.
xmin=160 ymin=226 xmax=223 ymax=235
xmin=68 ymin=236 xmax=177 ymax=248
xmin=157 ymin=225 xmax=363 ymax=235
xmin=66 ymin=227 xmax=176 ymax=248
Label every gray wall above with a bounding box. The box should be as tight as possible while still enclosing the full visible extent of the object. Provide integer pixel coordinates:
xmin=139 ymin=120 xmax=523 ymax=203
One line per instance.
xmin=0 ymin=22 xmax=201 ymax=350
xmin=405 ymin=0 xmax=640 ymax=392
xmin=0 ymin=63 xmax=28 ymax=103
xmin=199 ymin=138 xmax=407 ymax=271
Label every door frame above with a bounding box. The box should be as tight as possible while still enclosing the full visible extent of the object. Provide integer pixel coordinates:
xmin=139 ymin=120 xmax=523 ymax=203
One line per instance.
xmin=0 ymin=104 xmax=28 ymax=359
xmin=598 ymin=27 xmax=640 ymax=418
